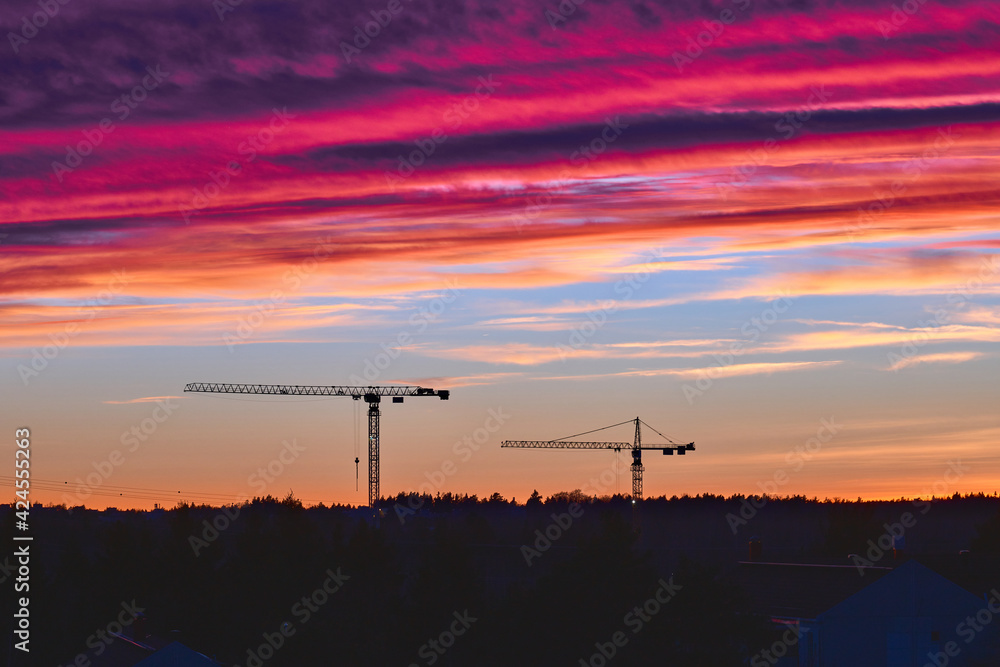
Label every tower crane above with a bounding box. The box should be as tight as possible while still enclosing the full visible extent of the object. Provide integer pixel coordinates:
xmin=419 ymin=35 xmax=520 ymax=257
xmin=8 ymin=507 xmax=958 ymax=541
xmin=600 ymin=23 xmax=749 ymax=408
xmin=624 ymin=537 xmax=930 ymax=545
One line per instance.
xmin=184 ymin=383 xmax=450 ymax=520
xmin=502 ymin=417 xmax=694 ymax=521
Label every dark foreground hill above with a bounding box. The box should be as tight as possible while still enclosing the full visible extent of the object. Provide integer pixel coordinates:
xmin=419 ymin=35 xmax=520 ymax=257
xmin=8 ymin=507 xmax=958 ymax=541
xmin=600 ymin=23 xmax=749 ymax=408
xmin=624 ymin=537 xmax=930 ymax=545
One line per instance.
xmin=4 ymin=492 xmax=1000 ymax=666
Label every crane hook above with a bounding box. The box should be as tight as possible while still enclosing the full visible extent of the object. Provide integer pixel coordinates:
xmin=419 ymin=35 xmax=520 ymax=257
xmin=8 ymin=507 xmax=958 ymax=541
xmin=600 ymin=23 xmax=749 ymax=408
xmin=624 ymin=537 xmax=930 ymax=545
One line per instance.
xmin=354 ymin=457 xmax=360 ymax=491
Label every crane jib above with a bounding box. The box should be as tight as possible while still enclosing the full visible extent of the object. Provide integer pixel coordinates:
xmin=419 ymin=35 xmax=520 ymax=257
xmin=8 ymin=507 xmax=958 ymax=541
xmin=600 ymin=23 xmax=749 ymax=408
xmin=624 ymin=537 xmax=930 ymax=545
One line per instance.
xmin=183 ymin=383 xmax=449 ymax=399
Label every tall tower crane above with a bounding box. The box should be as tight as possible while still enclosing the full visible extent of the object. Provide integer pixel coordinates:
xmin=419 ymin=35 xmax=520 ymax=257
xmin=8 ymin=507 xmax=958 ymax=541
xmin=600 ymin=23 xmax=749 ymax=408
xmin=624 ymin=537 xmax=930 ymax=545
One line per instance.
xmin=184 ymin=383 xmax=450 ymax=520
xmin=502 ymin=417 xmax=694 ymax=521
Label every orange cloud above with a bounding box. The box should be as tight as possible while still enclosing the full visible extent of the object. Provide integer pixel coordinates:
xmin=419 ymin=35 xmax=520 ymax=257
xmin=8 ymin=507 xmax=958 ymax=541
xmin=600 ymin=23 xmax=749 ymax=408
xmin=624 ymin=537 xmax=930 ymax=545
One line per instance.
xmin=772 ymin=323 xmax=1000 ymax=354
xmin=719 ymin=253 xmax=1000 ymax=300
xmin=886 ymin=350 xmax=985 ymax=371
xmin=103 ymin=395 xmax=185 ymax=404
xmin=539 ymin=360 xmax=843 ymax=382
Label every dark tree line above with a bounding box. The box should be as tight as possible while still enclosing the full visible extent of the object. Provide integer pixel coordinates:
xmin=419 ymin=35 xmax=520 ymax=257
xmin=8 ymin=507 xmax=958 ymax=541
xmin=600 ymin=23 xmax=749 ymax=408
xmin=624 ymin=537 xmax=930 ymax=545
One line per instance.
xmin=4 ymin=491 xmax=1000 ymax=666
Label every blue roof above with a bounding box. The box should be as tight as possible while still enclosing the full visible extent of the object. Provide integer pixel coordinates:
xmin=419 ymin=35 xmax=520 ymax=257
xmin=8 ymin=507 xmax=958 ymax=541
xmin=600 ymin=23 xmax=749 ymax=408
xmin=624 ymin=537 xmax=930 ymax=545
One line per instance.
xmin=820 ymin=559 xmax=985 ymax=620
xmin=134 ymin=642 xmax=223 ymax=667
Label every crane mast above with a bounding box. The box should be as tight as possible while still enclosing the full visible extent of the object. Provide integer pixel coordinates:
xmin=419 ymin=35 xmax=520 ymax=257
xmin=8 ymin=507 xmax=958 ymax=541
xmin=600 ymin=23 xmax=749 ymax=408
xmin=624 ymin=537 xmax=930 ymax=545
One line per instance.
xmin=184 ymin=383 xmax=450 ymax=522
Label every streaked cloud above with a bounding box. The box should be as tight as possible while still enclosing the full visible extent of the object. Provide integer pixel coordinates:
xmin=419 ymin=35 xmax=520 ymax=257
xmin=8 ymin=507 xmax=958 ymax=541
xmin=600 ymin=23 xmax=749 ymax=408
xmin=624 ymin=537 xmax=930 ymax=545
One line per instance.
xmin=886 ymin=350 xmax=985 ymax=371
xmin=3 ymin=0 xmax=999 ymax=506
xmin=103 ymin=395 xmax=184 ymax=404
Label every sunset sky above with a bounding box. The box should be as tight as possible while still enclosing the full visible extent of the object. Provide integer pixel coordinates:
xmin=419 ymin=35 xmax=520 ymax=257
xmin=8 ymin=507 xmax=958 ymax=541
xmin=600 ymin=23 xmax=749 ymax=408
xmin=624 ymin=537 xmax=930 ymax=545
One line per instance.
xmin=2 ymin=0 xmax=998 ymax=510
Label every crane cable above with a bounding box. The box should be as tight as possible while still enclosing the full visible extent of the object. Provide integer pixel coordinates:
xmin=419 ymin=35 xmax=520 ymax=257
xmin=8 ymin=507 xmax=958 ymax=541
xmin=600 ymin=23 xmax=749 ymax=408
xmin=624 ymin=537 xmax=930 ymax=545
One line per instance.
xmin=553 ymin=418 xmax=681 ymax=445
xmin=638 ymin=418 xmax=681 ymax=445
xmin=353 ymin=400 xmax=361 ymax=492
xmin=551 ymin=418 xmax=635 ymax=442
xmin=611 ymin=451 xmax=621 ymax=493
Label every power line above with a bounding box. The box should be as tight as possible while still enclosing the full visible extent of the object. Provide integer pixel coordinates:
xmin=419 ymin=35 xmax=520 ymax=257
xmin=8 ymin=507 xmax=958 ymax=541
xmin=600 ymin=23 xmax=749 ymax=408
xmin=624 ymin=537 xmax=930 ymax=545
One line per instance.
xmin=0 ymin=476 xmax=328 ymax=506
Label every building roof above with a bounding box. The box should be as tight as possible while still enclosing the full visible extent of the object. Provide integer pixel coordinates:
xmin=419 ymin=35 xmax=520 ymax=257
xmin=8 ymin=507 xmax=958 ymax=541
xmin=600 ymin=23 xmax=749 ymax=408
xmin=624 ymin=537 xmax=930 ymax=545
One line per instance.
xmin=734 ymin=558 xmax=993 ymax=623
xmin=134 ymin=642 xmax=223 ymax=667
xmin=87 ymin=640 xmax=158 ymax=667
xmin=81 ymin=635 xmax=222 ymax=667
xmin=733 ymin=561 xmax=893 ymax=620
xmin=820 ymin=559 xmax=986 ymax=621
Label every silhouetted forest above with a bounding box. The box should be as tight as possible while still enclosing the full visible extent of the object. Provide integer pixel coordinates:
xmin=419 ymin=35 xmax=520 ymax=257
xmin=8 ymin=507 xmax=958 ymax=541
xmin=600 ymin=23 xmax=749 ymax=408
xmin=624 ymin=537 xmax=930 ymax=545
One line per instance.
xmin=5 ymin=491 xmax=1000 ymax=666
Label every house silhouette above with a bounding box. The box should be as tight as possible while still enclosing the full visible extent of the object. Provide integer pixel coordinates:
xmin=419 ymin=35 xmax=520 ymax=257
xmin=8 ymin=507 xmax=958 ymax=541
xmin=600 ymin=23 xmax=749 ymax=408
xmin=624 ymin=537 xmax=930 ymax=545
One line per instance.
xmin=736 ymin=559 xmax=1000 ymax=666
xmin=78 ymin=622 xmax=223 ymax=667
